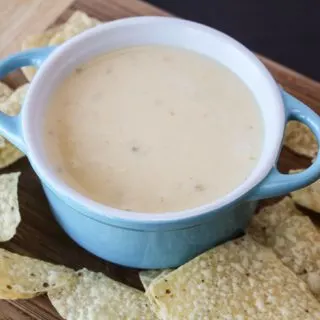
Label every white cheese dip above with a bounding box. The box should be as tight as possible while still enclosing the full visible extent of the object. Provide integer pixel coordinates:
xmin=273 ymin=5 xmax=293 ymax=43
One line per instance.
xmin=44 ymin=45 xmax=263 ymax=213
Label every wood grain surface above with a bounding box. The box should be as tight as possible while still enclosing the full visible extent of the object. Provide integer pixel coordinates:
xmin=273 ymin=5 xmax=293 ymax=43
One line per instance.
xmin=0 ymin=0 xmax=320 ymax=318
xmin=0 ymin=0 xmax=75 ymax=59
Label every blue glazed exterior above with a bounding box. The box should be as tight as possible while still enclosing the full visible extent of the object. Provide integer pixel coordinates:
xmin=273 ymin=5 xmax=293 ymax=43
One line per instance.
xmin=0 ymin=47 xmax=54 ymax=152
xmin=1 ymin=20 xmax=320 ymax=268
xmin=43 ymin=184 xmax=256 ymax=268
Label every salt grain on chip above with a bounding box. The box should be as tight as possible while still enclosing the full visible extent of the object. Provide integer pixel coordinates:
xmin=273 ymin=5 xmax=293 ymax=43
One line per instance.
xmin=0 ymin=249 xmax=75 ymax=299
xmin=21 ymin=11 xmax=100 ymax=81
xmin=247 ymin=197 xmax=303 ymax=245
xmin=0 ymin=172 xmax=20 ymax=242
xmin=147 ymin=235 xmax=320 ymax=319
xmin=284 ymin=120 xmax=318 ymax=158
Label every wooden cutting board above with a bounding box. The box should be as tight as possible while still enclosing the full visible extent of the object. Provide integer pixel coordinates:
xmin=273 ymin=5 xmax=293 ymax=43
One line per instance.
xmin=1 ymin=0 xmax=320 ymax=319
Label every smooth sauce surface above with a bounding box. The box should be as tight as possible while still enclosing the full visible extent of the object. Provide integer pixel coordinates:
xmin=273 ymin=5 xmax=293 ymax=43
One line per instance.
xmin=44 ymin=45 xmax=263 ymax=213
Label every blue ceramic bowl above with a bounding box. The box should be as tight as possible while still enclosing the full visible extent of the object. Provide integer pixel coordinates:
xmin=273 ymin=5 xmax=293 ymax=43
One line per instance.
xmin=1 ymin=17 xmax=320 ymax=269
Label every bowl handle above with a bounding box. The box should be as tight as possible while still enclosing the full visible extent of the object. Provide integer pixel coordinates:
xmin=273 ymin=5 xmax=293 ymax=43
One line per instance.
xmin=249 ymin=89 xmax=320 ymax=200
xmin=0 ymin=47 xmax=54 ymax=153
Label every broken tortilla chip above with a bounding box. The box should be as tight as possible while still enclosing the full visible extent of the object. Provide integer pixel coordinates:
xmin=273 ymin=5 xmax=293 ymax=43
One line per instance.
xmin=247 ymin=197 xmax=303 ymax=245
xmin=147 ymin=235 xmax=320 ymax=319
xmin=48 ymin=268 xmax=155 ymax=320
xmin=0 ymin=172 xmax=20 ymax=242
xmin=21 ymin=11 xmax=101 ymax=81
xmin=284 ymin=120 xmax=317 ymax=158
xmin=0 ymin=249 xmax=75 ymax=299
xmin=139 ymin=269 xmax=172 ymax=291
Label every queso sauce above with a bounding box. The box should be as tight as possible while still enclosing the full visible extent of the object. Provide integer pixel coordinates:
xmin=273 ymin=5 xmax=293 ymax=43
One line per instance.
xmin=44 ymin=45 xmax=263 ymax=213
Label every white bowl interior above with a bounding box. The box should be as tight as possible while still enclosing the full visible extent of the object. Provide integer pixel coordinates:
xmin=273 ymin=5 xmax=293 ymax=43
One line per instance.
xmin=23 ymin=17 xmax=285 ymax=221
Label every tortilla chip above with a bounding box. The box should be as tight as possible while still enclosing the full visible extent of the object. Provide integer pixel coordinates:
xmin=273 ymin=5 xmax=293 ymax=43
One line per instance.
xmin=139 ymin=270 xmax=172 ymax=291
xmin=0 ymin=84 xmax=29 ymax=116
xmin=147 ymin=235 xmax=320 ymax=319
xmin=0 ymin=84 xmax=27 ymax=168
xmin=21 ymin=26 xmax=63 ymax=81
xmin=271 ymin=216 xmax=320 ymax=301
xmin=247 ymin=197 xmax=303 ymax=245
xmin=284 ymin=120 xmax=317 ymax=158
xmin=248 ymin=195 xmax=320 ymax=301
xmin=0 ymin=82 xmax=13 ymax=103
xmin=290 ymin=175 xmax=320 ymax=214
xmin=21 ymin=11 xmax=100 ymax=81
xmin=22 ymin=26 xmax=62 ymax=49
xmin=0 ymin=249 xmax=75 ymax=299
xmin=270 ymin=216 xmax=320 ymax=274
xmin=0 ymin=172 xmax=20 ymax=242
xmin=0 ymin=82 xmax=13 ymax=147
xmin=48 ymin=268 xmax=155 ymax=320
xmin=0 ymin=141 xmax=24 ymax=169
xmin=49 ymin=11 xmax=100 ymax=45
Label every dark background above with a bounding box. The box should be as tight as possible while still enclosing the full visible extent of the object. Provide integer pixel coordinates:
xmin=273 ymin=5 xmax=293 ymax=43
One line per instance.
xmin=146 ymin=0 xmax=320 ymax=81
